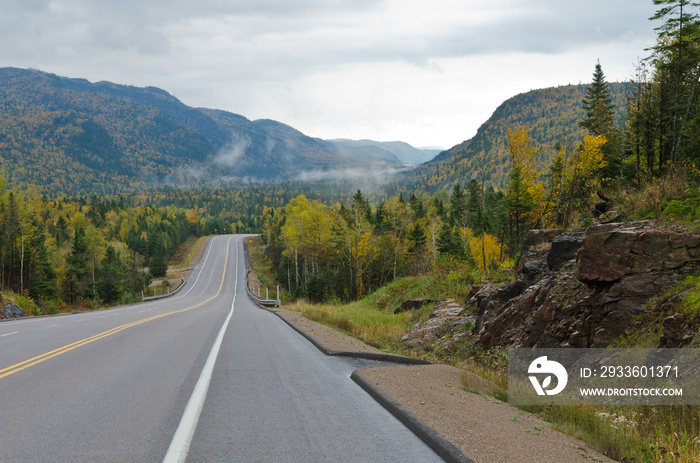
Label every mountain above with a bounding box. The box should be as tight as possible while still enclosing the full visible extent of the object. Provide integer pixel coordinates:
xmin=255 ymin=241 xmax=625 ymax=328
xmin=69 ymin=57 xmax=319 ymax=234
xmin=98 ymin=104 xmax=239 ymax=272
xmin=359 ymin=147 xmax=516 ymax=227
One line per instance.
xmin=327 ymin=139 xmax=440 ymax=165
xmin=398 ymin=83 xmax=634 ymax=192
xmin=0 ymin=67 xmax=398 ymax=192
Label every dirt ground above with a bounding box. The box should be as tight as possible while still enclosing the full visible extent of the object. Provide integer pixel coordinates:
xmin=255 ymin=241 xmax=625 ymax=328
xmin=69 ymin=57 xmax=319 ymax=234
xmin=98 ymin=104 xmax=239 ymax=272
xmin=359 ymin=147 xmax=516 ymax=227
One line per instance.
xmin=271 ymin=307 xmax=617 ymax=463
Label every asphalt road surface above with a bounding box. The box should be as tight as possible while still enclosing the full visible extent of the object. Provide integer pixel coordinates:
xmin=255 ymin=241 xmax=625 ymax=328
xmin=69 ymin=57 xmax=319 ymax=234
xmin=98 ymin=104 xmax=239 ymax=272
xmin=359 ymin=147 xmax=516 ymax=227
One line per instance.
xmin=0 ymin=235 xmax=443 ymax=463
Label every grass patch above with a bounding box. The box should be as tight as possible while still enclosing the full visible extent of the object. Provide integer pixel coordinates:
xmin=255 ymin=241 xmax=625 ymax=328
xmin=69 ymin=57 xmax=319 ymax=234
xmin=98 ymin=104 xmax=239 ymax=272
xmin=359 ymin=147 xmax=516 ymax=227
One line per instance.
xmin=362 ymin=258 xmax=481 ymax=313
xmin=287 ymin=298 xmax=434 ymax=350
xmin=617 ymin=169 xmax=700 ymax=229
xmin=169 ymin=235 xmax=211 ymax=268
xmin=516 ymin=403 xmax=700 ymax=462
xmin=679 ymin=275 xmax=700 ymax=319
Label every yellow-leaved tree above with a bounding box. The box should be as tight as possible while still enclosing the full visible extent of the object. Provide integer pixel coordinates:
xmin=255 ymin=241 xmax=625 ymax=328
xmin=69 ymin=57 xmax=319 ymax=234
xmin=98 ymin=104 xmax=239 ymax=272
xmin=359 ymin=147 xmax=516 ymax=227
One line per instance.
xmin=280 ymin=195 xmax=331 ymax=291
xmin=506 ymin=128 xmax=545 ymax=250
xmin=469 ymin=233 xmax=500 ymax=272
xmin=558 ymin=134 xmax=608 ymax=226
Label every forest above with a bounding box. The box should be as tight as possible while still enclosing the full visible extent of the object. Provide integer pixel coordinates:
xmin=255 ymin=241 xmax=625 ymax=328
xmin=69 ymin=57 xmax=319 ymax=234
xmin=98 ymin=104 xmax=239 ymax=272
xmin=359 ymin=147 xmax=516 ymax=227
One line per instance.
xmin=264 ymin=0 xmax=700 ymax=305
xmin=2 ymin=0 xmax=699 ymax=318
xmin=0 ymin=180 xmax=380 ymax=314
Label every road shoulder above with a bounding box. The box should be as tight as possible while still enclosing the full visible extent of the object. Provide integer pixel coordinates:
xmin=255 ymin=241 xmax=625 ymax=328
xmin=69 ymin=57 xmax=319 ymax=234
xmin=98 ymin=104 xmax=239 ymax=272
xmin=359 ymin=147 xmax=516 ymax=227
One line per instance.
xmin=272 ymin=307 xmax=617 ymax=463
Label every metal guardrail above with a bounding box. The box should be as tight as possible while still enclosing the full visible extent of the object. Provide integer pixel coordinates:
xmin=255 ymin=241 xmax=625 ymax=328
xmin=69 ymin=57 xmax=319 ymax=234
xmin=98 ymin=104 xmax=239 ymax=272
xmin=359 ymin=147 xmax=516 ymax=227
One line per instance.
xmin=241 ymin=237 xmax=280 ymax=308
xmin=142 ymin=278 xmax=186 ymax=301
xmin=245 ymin=270 xmax=280 ymax=307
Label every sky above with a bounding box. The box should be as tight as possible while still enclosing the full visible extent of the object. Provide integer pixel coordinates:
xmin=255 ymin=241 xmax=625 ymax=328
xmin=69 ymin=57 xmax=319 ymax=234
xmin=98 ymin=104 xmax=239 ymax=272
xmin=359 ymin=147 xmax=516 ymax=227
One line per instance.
xmin=1 ymin=0 xmax=660 ymax=149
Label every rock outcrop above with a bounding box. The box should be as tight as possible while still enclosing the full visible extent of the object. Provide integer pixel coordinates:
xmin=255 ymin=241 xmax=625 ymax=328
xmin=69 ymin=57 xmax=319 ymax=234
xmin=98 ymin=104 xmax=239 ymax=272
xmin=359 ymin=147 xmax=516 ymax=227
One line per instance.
xmin=400 ymin=300 xmax=475 ymax=349
xmin=1 ymin=304 xmax=26 ymax=319
xmin=402 ymin=221 xmax=700 ymax=352
xmin=476 ymin=221 xmax=700 ymax=348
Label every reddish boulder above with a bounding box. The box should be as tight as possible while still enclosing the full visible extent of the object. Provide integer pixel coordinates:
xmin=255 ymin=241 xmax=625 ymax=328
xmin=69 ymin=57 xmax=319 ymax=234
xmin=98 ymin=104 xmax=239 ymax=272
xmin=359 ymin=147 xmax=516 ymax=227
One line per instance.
xmin=477 ymin=222 xmax=700 ymax=349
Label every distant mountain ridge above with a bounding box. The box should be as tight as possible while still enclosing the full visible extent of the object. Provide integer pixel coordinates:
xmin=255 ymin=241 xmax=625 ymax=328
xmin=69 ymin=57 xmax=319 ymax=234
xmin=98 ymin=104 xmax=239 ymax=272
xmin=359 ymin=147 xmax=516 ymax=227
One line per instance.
xmin=0 ymin=67 xmax=632 ymax=195
xmin=327 ymin=139 xmax=441 ymax=165
xmin=0 ymin=67 xmax=420 ymax=192
xmin=397 ymin=83 xmax=634 ymax=192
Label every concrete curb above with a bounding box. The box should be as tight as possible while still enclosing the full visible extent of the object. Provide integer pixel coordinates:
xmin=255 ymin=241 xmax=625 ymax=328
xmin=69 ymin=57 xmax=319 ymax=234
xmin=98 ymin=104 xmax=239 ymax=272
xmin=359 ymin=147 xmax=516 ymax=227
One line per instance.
xmin=351 ymin=371 xmax=475 ymax=463
xmin=256 ymin=301 xmax=475 ymax=462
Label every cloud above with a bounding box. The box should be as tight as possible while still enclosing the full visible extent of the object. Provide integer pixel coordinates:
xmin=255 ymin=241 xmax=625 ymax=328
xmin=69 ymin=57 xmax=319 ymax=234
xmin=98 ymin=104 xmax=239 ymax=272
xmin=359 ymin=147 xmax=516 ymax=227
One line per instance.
xmin=295 ymin=165 xmax=410 ymax=184
xmin=212 ymin=135 xmax=252 ymax=168
xmin=0 ymin=0 xmax=660 ymax=148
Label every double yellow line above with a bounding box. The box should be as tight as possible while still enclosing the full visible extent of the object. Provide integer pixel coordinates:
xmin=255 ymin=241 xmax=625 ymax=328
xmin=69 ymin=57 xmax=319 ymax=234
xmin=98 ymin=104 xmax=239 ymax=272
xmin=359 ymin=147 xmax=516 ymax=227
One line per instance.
xmin=0 ymin=237 xmax=233 ymax=381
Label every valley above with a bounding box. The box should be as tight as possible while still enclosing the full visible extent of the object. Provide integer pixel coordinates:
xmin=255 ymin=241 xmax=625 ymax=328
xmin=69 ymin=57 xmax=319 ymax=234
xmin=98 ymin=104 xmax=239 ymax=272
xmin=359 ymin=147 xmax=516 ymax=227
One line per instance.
xmin=1 ymin=2 xmax=700 ymax=461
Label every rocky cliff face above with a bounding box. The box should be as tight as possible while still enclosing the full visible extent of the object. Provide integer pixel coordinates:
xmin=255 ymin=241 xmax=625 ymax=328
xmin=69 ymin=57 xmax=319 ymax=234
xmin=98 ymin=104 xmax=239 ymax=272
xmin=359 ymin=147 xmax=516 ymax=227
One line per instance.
xmin=402 ymin=221 xmax=700 ymax=351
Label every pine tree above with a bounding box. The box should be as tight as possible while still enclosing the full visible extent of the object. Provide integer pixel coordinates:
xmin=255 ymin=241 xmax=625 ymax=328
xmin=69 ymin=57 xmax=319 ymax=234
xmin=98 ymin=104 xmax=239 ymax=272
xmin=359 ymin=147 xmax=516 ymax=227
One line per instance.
xmin=580 ymin=61 xmax=621 ymax=181
xmin=27 ymin=224 xmax=58 ymax=302
xmin=409 ymin=194 xmax=426 ymax=219
xmin=436 ymin=225 xmax=464 ymax=259
xmin=98 ymin=245 xmax=124 ymax=303
xmin=650 ymin=0 xmax=700 ymax=165
xmin=449 ymin=184 xmax=467 ymax=228
xmin=62 ymin=227 xmax=90 ymax=303
xmin=580 ymin=61 xmax=615 ymax=136
xmin=466 ymin=179 xmax=483 ymax=232
xmin=507 ymin=166 xmax=535 ymax=253
xmin=55 ymin=215 xmax=69 ymax=246
xmin=149 ymin=235 xmax=168 ymax=278
xmin=407 ymin=222 xmax=427 ymax=254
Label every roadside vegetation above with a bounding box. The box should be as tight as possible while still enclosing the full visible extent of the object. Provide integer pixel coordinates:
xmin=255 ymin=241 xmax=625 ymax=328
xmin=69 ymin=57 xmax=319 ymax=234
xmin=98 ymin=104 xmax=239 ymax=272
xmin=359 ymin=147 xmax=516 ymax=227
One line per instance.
xmin=248 ymin=2 xmax=700 ymax=461
xmin=249 ymin=178 xmax=700 ymax=462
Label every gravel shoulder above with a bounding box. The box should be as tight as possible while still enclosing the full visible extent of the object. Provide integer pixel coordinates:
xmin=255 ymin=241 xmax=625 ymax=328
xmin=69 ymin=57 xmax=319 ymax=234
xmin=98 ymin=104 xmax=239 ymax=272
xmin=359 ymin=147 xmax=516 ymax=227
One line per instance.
xmin=271 ymin=307 xmax=617 ymax=463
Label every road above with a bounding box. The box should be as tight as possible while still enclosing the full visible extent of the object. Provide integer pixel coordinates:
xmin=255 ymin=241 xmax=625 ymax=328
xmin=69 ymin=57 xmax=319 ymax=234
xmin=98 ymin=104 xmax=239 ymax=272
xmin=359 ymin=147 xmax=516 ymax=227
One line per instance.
xmin=0 ymin=235 xmax=443 ymax=463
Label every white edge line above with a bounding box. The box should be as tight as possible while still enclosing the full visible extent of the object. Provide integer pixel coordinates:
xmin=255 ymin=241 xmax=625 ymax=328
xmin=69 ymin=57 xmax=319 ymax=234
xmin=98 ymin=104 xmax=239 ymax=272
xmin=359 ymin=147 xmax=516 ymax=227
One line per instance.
xmin=176 ymin=236 xmax=217 ymax=300
xmin=1 ymin=332 xmax=19 ymax=337
xmin=162 ymin=237 xmax=238 ymax=463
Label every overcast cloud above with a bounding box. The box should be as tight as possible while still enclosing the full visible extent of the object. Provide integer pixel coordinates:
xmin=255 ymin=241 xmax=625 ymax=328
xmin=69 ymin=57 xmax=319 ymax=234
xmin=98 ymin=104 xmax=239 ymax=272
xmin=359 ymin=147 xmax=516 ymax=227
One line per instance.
xmin=1 ymin=0 xmax=659 ymax=148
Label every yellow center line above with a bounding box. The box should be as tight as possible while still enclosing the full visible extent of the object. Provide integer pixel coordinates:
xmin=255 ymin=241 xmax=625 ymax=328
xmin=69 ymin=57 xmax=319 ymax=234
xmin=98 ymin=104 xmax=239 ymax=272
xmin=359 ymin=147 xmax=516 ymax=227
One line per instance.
xmin=0 ymin=237 xmax=234 ymax=380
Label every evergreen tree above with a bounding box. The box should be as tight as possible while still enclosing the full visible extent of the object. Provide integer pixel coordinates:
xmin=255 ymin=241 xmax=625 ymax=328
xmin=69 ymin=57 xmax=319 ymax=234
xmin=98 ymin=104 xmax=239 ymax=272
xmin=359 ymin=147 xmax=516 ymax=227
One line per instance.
xmin=436 ymin=225 xmax=464 ymax=259
xmin=55 ymin=215 xmax=69 ymax=246
xmin=407 ymin=222 xmax=427 ymax=254
xmin=149 ymin=235 xmax=168 ymax=278
xmin=373 ymin=203 xmax=390 ymax=233
xmin=409 ymin=194 xmax=426 ymax=219
xmin=466 ymin=179 xmax=483 ymax=232
xmin=449 ymin=183 xmax=468 ymax=228
xmin=27 ymin=224 xmax=58 ymax=302
xmin=351 ymin=189 xmax=373 ymax=226
xmin=98 ymin=245 xmax=124 ymax=304
xmin=506 ymin=166 xmax=535 ymax=253
xmin=580 ymin=61 xmax=620 ymax=181
xmin=432 ymin=196 xmax=446 ymax=220
xmin=649 ymin=0 xmax=700 ymax=166
xmin=62 ymin=227 xmax=90 ymax=303
xmin=580 ymin=61 xmax=616 ymax=136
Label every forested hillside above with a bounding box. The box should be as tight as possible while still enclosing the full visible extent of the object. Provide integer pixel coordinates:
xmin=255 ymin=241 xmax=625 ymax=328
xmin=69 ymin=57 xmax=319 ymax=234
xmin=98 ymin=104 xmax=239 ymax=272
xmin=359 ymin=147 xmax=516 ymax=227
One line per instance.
xmin=0 ymin=68 xmax=397 ymax=192
xmin=399 ymin=83 xmax=633 ymax=192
